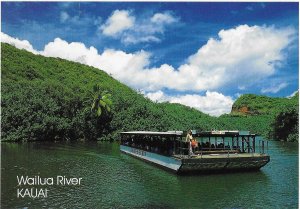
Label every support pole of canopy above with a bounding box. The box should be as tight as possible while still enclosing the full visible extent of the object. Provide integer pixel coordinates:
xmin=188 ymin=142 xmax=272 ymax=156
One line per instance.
xmin=173 ymin=137 xmax=176 ymax=155
xmin=252 ymin=136 xmax=255 ymax=153
xmin=247 ymin=136 xmax=250 ymax=153
xmin=242 ymin=136 xmax=245 ymax=153
xmin=215 ymin=137 xmax=217 ymax=149
xmin=222 ymin=136 xmax=225 ymax=149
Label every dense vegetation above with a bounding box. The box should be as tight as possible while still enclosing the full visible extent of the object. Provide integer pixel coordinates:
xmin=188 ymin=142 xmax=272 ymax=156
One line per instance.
xmin=272 ymin=107 xmax=299 ymax=142
xmin=232 ymin=93 xmax=298 ymax=115
xmin=1 ymin=43 xmax=298 ymax=142
xmin=231 ymin=94 xmax=299 ymax=141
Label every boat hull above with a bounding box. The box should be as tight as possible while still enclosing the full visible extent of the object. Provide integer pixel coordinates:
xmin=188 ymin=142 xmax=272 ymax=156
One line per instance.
xmin=120 ymin=145 xmax=270 ymax=174
xmin=178 ymin=155 xmax=270 ymax=174
xmin=120 ymin=145 xmax=181 ymax=172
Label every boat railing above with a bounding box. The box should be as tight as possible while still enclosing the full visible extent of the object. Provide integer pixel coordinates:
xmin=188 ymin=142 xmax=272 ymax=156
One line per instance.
xmin=258 ymin=140 xmax=269 ymax=154
xmin=180 ymin=141 xmax=252 ymax=153
xmin=179 ymin=138 xmax=269 ymax=158
xmin=185 ymin=147 xmax=263 ymax=159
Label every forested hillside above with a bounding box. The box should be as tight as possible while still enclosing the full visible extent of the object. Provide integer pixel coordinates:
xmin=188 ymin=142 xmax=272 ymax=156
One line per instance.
xmin=1 ymin=43 xmax=298 ymax=142
xmin=231 ymin=93 xmax=299 ymax=141
xmin=232 ymin=94 xmax=298 ymax=115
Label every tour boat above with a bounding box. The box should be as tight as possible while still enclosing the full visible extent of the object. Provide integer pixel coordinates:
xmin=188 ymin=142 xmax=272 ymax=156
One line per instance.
xmin=120 ymin=130 xmax=270 ymax=174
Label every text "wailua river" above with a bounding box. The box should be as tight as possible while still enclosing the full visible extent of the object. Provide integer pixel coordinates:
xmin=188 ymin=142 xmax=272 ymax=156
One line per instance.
xmin=17 ymin=175 xmax=82 ymax=198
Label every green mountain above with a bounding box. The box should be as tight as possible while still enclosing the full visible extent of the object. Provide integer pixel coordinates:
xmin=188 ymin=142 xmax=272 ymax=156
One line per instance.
xmin=231 ymin=93 xmax=298 ymax=141
xmin=232 ymin=93 xmax=298 ymax=115
xmin=1 ymin=43 xmax=298 ymax=142
xmin=1 ymin=43 xmax=210 ymax=141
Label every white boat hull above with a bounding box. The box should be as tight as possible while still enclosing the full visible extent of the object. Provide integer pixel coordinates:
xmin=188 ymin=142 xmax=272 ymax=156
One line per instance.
xmin=120 ymin=145 xmax=270 ymax=174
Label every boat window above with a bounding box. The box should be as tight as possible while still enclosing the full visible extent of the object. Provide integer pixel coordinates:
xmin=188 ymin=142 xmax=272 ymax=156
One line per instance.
xmin=121 ymin=134 xmax=184 ymax=156
xmin=121 ymin=132 xmax=261 ymax=156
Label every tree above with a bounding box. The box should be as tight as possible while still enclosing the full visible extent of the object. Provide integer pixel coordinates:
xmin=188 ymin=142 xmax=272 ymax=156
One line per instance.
xmin=273 ymin=108 xmax=298 ymax=141
xmin=90 ymin=84 xmax=112 ymax=117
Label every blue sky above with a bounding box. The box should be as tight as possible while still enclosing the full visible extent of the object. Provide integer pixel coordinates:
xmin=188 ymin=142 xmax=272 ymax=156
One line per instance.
xmin=1 ymin=2 xmax=299 ymax=116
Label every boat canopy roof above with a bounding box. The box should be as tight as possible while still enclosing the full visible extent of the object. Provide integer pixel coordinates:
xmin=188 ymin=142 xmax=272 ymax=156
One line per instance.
xmin=120 ymin=131 xmax=183 ymax=136
xmin=120 ymin=130 xmax=256 ymax=138
xmin=194 ymin=131 xmax=256 ymax=137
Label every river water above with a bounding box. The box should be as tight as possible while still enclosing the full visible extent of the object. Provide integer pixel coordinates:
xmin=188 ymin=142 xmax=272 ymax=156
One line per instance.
xmin=1 ymin=140 xmax=298 ymax=209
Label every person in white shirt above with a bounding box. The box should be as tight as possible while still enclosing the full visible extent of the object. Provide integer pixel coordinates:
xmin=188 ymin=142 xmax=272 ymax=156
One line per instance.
xmin=186 ymin=130 xmax=194 ymax=156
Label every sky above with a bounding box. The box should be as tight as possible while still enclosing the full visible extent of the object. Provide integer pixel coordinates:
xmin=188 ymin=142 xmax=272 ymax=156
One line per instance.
xmin=1 ymin=2 xmax=299 ymax=116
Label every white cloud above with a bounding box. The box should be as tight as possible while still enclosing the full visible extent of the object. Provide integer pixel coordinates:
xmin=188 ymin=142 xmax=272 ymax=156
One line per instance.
xmin=40 ymin=37 xmax=150 ymax=86
xmin=60 ymin=11 xmax=69 ymax=23
xmin=287 ymin=90 xmax=298 ymax=98
xmin=146 ymin=90 xmax=167 ymax=102
xmin=100 ymin=10 xmax=178 ymax=44
xmin=1 ymin=24 xmax=295 ymax=96
xmin=42 ymin=37 xmax=99 ymax=62
xmin=234 ymin=93 xmax=242 ymax=98
xmin=0 ymin=32 xmax=37 ymax=54
xmin=101 ymin=10 xmax=134 ymax=36
xmin=59 ymin=11 xmax=100 ymax=26
xmin=124 ymin=25 xmax=294 ymax=92
xmin=151 ymin=12 xmax=178 ymax=24
xmin=261 ymin=82 xmax=288 ymax=93
xmin=146 ymin=90 xmax=234 ymax=116
xmin=178 ymin=25 xmax=295 ymax=91
xmin=122 ymin=35 xmax=161 ymax=44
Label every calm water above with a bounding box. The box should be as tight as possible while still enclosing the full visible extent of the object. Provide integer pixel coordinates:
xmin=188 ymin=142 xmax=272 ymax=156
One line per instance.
xmin=1 ymin=140 xmax=298 ymax=209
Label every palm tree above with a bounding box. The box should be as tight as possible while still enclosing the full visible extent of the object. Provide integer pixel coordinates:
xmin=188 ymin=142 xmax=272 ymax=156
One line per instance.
xmin=90 ymin=84 xmax=112 ymax=117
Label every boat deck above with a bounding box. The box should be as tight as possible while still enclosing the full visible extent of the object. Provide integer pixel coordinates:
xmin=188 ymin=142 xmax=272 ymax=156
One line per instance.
xmin=173 ymin=153 xmax=267 ymax=159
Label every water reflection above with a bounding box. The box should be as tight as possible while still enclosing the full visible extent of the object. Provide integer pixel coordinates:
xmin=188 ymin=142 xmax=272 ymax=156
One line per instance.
xmin=1 ymin=140 xmax=298 ymax=209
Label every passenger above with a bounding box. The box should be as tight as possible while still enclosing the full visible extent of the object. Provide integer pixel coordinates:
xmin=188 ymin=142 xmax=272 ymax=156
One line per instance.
xmin=191 ymin=138 xmax=198 ymax=152
xmin=218 ymin=143 xmax=224 ymax=148
xmin=186 ymin=130 xmax=193 ymax=142
xmin=189 ymin=139 xmax=194 ymax=156
xmin=186 ymin=130 xmax=195 ymax=156
xmin=205 ymin=142 xmax=210 ymax=149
